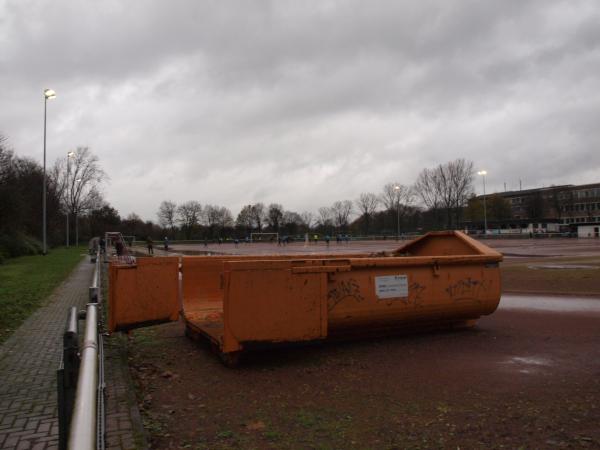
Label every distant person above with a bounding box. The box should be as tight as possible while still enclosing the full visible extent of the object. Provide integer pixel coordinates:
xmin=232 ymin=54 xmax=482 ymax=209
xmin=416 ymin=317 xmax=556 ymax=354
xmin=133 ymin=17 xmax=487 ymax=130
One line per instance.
xmin=234 ymin=238 xmax=239 ymax=247
xmin=99 ymin=237 xmax=106 ymax=254
xmin=115 ymin=240 xmax=124 ymax=256
xmin=146 ymin=236 xmax=154 ymax=255
xmin=325 ymin=235 xmax=330 ymax=247
xmin=88 ymin=237 xmax=99 ymax=256
xmin=163 ymin=237 xmax=169 ymax=251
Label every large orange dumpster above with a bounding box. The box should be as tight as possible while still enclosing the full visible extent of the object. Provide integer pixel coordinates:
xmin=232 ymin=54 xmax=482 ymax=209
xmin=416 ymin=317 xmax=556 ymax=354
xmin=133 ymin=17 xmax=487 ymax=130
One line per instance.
xmin=109 ymin=231 xmax=502 ymax=364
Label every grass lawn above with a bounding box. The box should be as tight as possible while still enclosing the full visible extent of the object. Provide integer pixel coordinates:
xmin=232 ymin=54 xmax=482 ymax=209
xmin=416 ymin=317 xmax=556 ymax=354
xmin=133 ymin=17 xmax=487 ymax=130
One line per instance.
xmin=0 ymin=246 xmax=86 ymax=344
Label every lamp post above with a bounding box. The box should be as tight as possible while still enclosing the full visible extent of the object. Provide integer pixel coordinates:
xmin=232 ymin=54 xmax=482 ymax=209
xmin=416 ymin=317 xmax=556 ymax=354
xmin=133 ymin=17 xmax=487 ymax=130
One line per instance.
xmin=477 ymin=170 xmax=487 ymax=235
xmin=74 ymin=178 xmax=81 ymax=247
xmin=394 ymin=185 xmax=400 ymax=241
xmin=42 ymin=89 xmax=56 ymax=254
xmin=66 ymin=151 xmax=75 ymax=247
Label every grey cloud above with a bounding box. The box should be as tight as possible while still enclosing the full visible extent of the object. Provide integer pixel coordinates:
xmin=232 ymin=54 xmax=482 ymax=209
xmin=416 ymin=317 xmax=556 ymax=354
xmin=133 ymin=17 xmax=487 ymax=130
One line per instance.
xmin=1 ymin=0 xmax=599 ymax=219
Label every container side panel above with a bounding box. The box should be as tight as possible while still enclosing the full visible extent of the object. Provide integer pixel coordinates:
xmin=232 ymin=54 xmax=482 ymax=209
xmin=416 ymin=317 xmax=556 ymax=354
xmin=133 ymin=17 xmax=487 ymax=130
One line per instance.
xmin=182 ymin=259 xmax=226 ymax=308
xmin=109 ymin=258 xmax=180 ymax=331
xmin=225 ymin=268 xmax=325 ymax=345
xmin=327 ymin=262 xmax=501 ymax=332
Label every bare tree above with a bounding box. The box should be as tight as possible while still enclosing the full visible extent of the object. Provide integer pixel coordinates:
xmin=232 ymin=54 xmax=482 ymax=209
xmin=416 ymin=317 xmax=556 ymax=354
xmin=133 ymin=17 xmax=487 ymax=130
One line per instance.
xmin=177 ymin=201 xmax=202 ymax=239
xmin=281 ymin=211 xmax=303 ymax=234
xmin=447 ymin=158 xmax=474 ymax=216
xmin=204 ymin=204 xmax=220 ymax=236
xmin=236 ymin=205 xmax=254 ymax=234
xmin=413 ymin=170 xmax=442 ymax=211
xmin=413 ymin=159 xmax=474 ymax=228
xmin=52 ymin=147 xmax=106 ymax=245
xmin=355 ymin=193 xmax=379 ymax=234
xmin=250 ymin=203 xmax=266 ymax=232
xmin=381 ymin=183 xmax=413 ymax=210
xmin=215 ymin=206 xmax=234 ymax=231
xmin=157 ymin=200 xmax=177 ymax=231
xmin=381 ymin=183 xmax=414 ymax=234
xmin=331 ymin=200 xmax=353 ymax=231
xmin=317 ymin=206 xmax=333 ymax=228
xmin=300 ymin=211 xmax=314 ymax=230
xmin=0 ymin=135 xmax=11 ymax=185
xmin=267 ymin=203 xmax=284 ymax=231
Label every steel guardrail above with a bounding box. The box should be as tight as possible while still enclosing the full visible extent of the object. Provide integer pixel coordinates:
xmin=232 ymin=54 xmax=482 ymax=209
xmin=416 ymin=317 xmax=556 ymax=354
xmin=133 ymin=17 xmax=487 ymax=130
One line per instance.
xmin=59 ymin=247 xmax=106 ymax=450
xmin=68 ymin=302 xmax=98 ymax=450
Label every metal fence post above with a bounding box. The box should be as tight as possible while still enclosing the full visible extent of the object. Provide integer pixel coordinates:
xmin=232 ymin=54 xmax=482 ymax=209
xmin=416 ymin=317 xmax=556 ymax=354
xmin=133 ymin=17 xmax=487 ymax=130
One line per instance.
xmin=57 ymin=307 xmax=80 ymax=450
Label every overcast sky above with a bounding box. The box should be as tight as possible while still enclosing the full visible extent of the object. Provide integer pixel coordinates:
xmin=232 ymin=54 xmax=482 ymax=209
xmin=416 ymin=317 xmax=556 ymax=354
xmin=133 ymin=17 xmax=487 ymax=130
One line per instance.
xmin=1 ymin=0 xmax=599 ymax=221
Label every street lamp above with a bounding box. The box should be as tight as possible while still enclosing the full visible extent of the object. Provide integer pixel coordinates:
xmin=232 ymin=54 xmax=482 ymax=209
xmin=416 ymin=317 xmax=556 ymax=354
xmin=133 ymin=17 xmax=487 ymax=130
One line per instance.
xmin=477 ymin=170 xmax=488 ymax=235
xmin=74 ymin=178 xmax=82 ymax=246
xmin=66 ymin=151 xmax=75 ymax=247
xmin=42 ymin=89 xmax=56 ymax=255
xmin=394 ymin=185 xmax=400 ymax=241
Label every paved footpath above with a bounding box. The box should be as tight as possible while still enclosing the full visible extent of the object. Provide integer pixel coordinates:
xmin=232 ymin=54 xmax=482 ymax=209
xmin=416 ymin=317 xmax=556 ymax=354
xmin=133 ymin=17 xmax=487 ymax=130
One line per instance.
xmin=0 ymin=258 xmax=145 ymax=449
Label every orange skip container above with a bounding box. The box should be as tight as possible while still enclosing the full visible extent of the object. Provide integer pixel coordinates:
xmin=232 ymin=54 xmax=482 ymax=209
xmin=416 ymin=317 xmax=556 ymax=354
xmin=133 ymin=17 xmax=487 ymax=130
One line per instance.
xmin=109 ymin=231 xmax=502 ymax=364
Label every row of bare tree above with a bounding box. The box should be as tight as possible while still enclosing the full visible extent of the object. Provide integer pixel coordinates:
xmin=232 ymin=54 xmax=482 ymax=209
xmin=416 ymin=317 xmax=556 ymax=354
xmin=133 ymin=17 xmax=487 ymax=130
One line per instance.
xmin=151 ymin=158 xmax=477 ymax=238
xmin=1 ymin=130 xmax=480 ymax=256
xmin=347 ymin=158 xmax=476 ymax=233
xmin=1 ymin=136 xmax=107 ymax=257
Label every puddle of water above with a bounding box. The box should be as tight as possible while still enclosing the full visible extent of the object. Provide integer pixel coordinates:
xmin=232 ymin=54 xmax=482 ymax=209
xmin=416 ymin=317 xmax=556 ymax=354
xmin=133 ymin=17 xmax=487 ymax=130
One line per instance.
xmin=500 ymin=295 xmax=600 ymax=314
xmin=509 ymin=356 xmax=551 ymax=366
xmin=501 ymin=355 xmax=552 ymax=374
xmin=527 ymin=264 xmax=599 ymax=270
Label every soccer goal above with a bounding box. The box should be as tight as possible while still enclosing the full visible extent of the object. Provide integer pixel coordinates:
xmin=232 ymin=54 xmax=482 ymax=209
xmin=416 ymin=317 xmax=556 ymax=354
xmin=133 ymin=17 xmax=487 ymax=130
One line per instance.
xmin=250 ymin=232 xmax=279 ymax=243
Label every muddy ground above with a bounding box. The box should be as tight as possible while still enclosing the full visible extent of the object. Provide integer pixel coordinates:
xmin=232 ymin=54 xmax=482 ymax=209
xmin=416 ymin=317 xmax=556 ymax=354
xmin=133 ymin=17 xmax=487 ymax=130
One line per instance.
xmin=501 ymin=255 xmax=600 ymax=296
xmin=128 ymin=308 xmax=599 ymax=450
xmin=125 ymin=239 xmax=600 ymax=449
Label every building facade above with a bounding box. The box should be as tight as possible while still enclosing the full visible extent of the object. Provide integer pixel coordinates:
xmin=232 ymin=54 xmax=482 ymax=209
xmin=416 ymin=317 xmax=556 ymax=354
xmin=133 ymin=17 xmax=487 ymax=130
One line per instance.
xmin=467 ymin=182 xmax=600 ymax=233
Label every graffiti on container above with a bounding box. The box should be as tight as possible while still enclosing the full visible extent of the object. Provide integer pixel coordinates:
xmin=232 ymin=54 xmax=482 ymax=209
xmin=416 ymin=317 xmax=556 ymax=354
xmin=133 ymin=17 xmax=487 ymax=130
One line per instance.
xmin=409 ymin=282 xmax=426 ymax=306
xmin=328 ymin=279 xmax=364 ymax=311
xmin=446 ymin=277 xmax=490 ymax=301
xmin=382 ymin=281 xmax=426 ymax=307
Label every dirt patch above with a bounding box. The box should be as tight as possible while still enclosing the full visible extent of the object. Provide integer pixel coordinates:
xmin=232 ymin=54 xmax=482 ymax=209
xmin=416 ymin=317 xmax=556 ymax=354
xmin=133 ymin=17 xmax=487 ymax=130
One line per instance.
xmin=128 ymin=309 xmax=600 ymax=449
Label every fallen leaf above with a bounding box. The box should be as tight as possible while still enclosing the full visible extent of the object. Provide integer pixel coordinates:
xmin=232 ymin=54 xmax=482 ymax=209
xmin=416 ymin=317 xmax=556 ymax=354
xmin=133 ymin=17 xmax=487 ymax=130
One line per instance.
xmin=246 ymin=421 xmax=266 ymax=431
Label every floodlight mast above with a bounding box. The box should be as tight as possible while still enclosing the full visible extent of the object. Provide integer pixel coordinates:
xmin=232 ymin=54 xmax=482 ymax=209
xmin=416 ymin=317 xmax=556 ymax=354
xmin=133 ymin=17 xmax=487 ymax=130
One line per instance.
xmin=394 ymin=185 xmax=400 ymax=241
xmin=42 ymin=89 xmax=56 ymax=254
xmin=477 ymin=170 xmax=488 ymax=235
xmin=66 ymin=151 xmax=75 ymax=246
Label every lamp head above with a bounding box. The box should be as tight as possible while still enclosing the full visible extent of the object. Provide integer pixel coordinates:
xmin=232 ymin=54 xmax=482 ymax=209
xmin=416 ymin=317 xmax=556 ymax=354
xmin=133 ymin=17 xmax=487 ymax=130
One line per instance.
xmin=44 ymin=89 xmax=56 ymax=100
xmin=477 ymin=170 xmax=487 ymax=176
xmin=394 ymin=185 xmax=400 ymax=191
xmin=67 ymin=151 xmax=75 ymax=157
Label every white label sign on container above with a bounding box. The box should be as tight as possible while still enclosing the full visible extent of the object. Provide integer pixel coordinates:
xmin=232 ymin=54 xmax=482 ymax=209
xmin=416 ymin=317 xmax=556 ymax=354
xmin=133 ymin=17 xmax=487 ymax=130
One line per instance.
xmin=375 ymin=275 xmax=408 ymax=299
